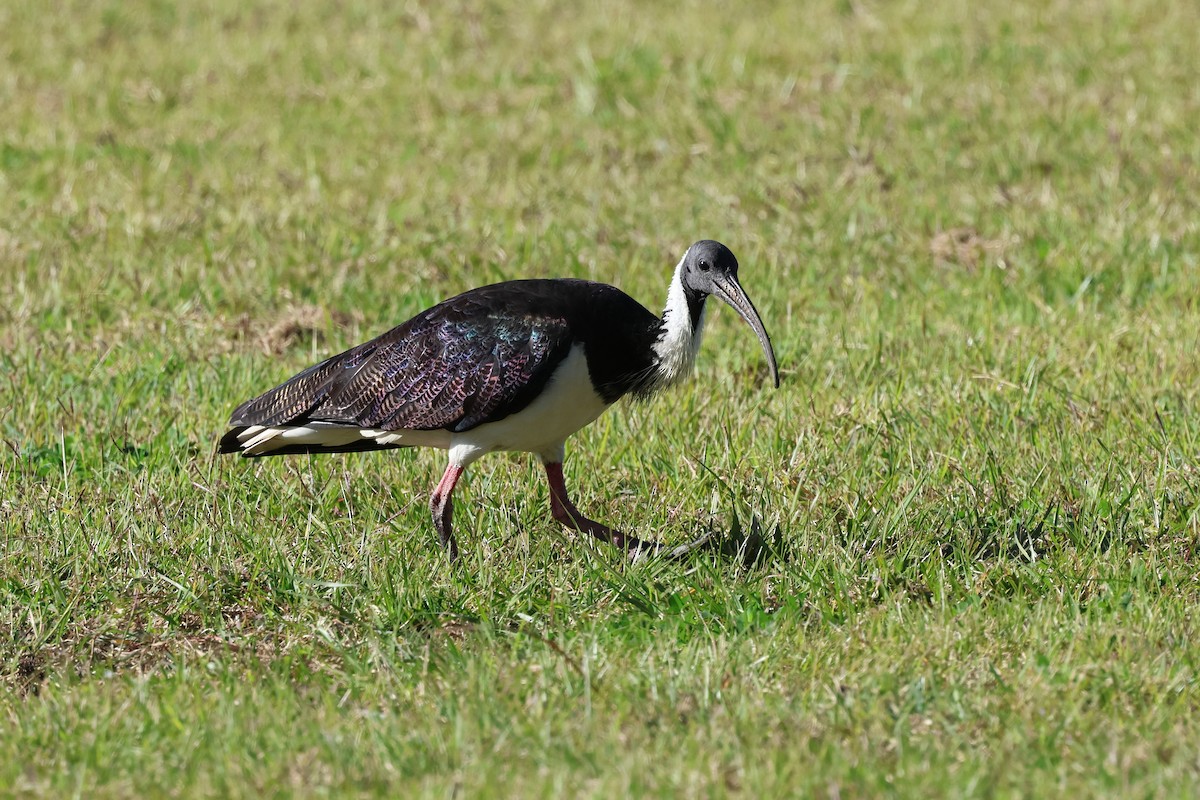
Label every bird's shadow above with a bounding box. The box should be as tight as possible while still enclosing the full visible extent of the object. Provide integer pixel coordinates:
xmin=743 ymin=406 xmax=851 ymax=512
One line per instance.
xmin=694 ymin=510 xmax=785 ymax=569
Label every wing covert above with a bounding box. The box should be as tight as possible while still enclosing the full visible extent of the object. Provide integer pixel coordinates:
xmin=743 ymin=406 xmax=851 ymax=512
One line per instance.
xmin=228 ymin=292 xmax=576 ymax=434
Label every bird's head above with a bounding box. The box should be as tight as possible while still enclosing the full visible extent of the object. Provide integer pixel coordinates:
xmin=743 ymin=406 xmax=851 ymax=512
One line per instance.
xmin=679 ymin=240 xmax=780 ymax=388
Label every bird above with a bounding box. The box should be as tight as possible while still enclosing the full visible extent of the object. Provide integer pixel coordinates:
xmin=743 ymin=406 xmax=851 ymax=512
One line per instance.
xmin=218 ymin=240 xmax=779 ymax=562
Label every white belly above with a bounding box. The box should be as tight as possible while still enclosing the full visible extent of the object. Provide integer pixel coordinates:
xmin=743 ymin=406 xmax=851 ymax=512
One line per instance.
xmin=449 ymin=343 xmax=611 ymax=465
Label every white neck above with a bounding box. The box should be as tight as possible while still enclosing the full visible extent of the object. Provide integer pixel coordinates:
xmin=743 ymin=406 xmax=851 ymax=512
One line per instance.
xmin=651 ymin=253 xmax=706 ymax=389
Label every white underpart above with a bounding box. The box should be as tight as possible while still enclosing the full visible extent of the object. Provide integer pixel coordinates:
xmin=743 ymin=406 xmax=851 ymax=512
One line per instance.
xmin=234 ymin=345 xmax=610 ymax=466
xmin=448 ymin=343 xmax=609 ymax=467
xmin=651 ymin=249 xmax=707 ymax=388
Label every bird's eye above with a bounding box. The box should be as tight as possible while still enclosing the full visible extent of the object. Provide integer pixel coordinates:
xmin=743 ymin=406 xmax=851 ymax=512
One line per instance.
xmin=698 ymin=259 xmax=711 ymax=272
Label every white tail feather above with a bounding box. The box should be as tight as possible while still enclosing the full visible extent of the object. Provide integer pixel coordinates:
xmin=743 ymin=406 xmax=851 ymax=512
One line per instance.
xmin=236 ymin=422 xmax=451 ymax=455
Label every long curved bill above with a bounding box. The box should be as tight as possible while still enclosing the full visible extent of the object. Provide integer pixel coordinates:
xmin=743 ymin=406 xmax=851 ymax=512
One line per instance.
xmin=711 ymin=274 xmax=780 ymax=388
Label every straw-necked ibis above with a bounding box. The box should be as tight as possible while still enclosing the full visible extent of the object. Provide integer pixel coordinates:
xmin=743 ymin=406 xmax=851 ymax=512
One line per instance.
xmin=219 ymin=240 xmax=779 ymax=561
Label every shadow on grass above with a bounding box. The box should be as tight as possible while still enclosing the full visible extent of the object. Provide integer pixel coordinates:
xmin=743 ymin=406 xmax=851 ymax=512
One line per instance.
xmin=704 ymin=511 xmax=786 ymax=568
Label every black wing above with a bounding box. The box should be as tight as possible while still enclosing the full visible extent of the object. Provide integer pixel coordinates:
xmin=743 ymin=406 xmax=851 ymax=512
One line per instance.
xmin=222 ymin=282 xmax=584 ymax=442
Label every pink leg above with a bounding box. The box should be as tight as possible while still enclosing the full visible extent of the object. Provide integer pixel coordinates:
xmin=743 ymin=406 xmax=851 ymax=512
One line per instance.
xmin=430 ymin=463 xmax=465 ymax=561
xmin=544 ymin=462 xmax=660 ymax=557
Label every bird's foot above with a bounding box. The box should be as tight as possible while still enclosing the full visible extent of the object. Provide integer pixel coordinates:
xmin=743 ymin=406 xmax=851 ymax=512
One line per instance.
xmin=544 ymin=470 xmax=713 ymax=562
xmin=627 ymin=530 xmax=715 ymax=563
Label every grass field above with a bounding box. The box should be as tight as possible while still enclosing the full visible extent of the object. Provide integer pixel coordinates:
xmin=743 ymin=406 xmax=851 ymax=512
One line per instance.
xmin=3 ymin=0 xmax=1200 ymax=795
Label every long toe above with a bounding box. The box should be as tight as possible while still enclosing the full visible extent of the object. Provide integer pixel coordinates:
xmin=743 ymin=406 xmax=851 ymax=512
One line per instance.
xmin=660 ymin=531 xmax=716 ymax=562
xmin=623 ymin=532 xmax=714 ymax=563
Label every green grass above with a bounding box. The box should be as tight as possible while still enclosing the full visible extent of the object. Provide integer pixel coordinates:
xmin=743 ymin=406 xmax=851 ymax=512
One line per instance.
xmin=3 ymin=0 xmax=1200 ymax=795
